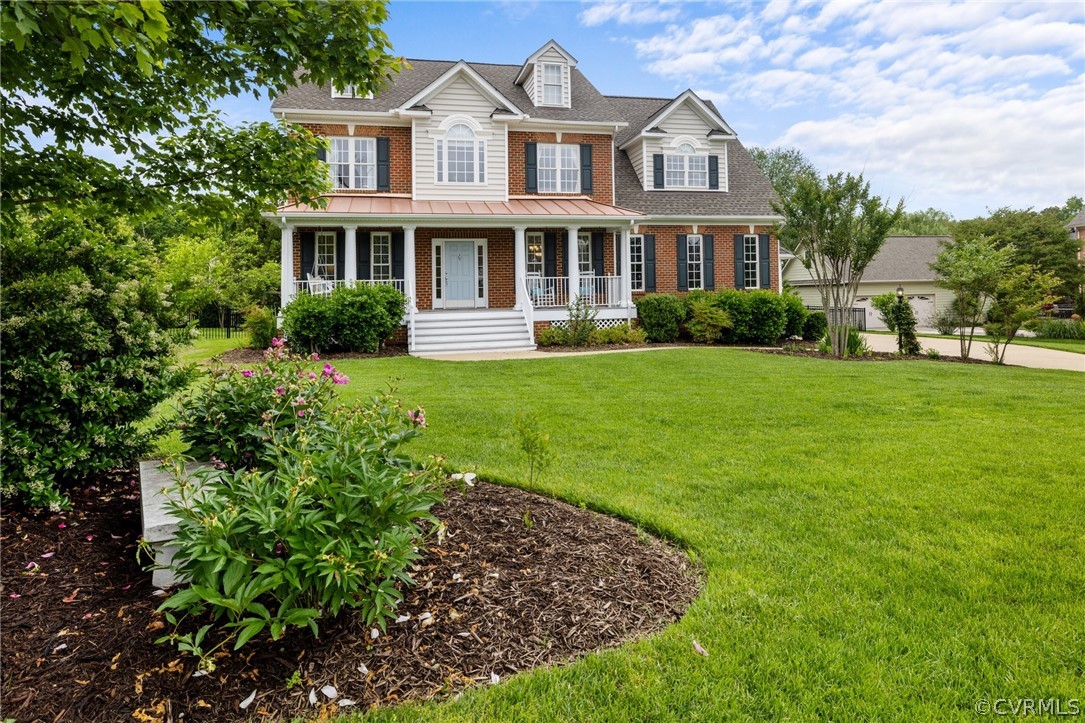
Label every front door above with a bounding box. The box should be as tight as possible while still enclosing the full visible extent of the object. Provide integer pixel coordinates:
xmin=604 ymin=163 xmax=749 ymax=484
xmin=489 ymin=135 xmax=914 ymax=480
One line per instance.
xmin=445 ymin=240 xmax=476 ymax=308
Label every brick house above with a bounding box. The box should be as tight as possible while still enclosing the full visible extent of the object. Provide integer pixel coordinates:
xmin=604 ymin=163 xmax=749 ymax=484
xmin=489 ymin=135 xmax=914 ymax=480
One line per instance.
xmin=268 ymin=40 xmax=781 ymax=353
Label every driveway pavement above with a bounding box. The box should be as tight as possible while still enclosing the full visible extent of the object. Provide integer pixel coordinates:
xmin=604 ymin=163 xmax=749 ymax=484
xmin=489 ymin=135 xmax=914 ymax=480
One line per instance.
xmin=862 ymin=333 xmax=1085 ymax=372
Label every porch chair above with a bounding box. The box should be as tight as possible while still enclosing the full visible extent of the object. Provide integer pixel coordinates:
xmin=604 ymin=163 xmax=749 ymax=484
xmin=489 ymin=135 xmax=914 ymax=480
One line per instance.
xmin=306 ymin=272 xmax=333 ymax=296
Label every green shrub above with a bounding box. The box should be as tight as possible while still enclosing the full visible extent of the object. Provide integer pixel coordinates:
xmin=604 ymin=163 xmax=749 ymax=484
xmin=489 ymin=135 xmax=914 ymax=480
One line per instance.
xmin=708 ymin=290 xmax=750 ymax=343
xmin=742 ymin=290 xmax=788 ymax=344
xmin=781 ymin=294 xmax=809 ymax=338
xmin=891 ymin=298 xmax=922 ymax=355
xmin=587 ymin=325 xmax=648 ymax=345
xmin=635 ymin=294 xmax=687 ymax=343
xmin=870 ymin=293 xmax=899 ymax=332
xmin=931 ymin=307 xmax=958 ymax=335
xmin=819 ymin=327 xmax=872 ymax=357
xmin=282 ymin=284 xmax=406 ymax=353
xmin=1032 ymin=318 xmax=1085 ymax=339
xmin=802 ymin=310 xmax=828 ymax=341
xmin=159 ymin=391 xmax=445 ymax=666
xmin=244 ymin=306 xmax=277 ymax=350
xmin=536 ymin=325 xmax=567 ymax=346
xmin=0 ymin=208 xmax=191 ymax=510
xmin=176 ymin=343 xmax=346 ymax=469
xmin=687 ymin=301 xmax=733 ymax=344
xmin=564 ymin=297 xmax=598 ymax=347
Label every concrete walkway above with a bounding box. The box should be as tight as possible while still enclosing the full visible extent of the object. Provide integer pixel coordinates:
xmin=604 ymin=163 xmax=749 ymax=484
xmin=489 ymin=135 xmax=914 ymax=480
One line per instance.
xmin=862 ymin=333 xmax=1084 ymax=372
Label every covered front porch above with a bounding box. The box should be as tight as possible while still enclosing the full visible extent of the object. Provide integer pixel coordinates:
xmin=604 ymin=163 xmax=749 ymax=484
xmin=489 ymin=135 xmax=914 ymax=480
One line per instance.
xmin=271 ymin=196 xmax=644 ymax=352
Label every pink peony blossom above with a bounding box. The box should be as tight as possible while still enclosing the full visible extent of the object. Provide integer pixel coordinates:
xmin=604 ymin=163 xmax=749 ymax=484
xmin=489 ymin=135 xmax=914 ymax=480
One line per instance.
xmin=332 ymin=372 xmax=349 ymax=385
xmin=275 ymin=386 xmax=286 ymax=396
xmin=407 ymin=407 xmax=427 ymax=428
xmin=271 ymin=337 xmax=284 ymax=348
xmin=297 ymin=409 xmax=306 ymax=418
xmin=241 ymin=369 xmax=254 ymax=378
xmin=311 ymin=352 xmax=320 ymax=361
xmin=57 ymin=523 xmax=66 ymax=529
xmin=323 ymin=363 xmax=335 ymax=377
xmin=308 ymin=371 xmax=317 ymax=380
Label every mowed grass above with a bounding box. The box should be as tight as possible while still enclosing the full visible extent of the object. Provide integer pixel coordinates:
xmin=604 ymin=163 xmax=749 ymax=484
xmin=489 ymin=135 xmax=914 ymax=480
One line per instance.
xmin=266 ymin=349 xmax=1085 ymax=722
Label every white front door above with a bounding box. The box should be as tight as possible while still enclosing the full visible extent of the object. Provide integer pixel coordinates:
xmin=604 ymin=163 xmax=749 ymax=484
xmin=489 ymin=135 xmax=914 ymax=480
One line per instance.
xmin=445 ymin=240 xmax=477 ymax=308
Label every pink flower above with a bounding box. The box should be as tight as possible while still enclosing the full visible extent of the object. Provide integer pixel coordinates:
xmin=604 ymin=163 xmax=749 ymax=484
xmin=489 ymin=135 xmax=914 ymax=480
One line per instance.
xmin=292 ymin=396 xmax=306 ymax=407
xmin=25 ymin=562 xmax=38 ymax=571
xmin=263 ymin=367 xmax=273 ymax=375
xmin=308 ymin=371 xmax=317 ymax=380
xmin=323 ymin=363 xmax=335 ymax=377
xmin=275 ymin=386 xmax=286 ymax=396
xmin=241 ymin=369 xmax=254 ymax=378
xmin=271 ymin=337 xmax=284 ymax=348
xmin=332 ymin=372 xmax=349 ymax=385
xmin=407 ymin=407 xmax=427 ymax=428
xmin=297 ymin=409 xmax=306 ymax=418
xmin=57 ymin=523 xmax=66 ymax=529
xmin=85 ymin=535 xmax=94 ymax=541
xmin=9 ymin=594 xmax=20 ymax=599
xmin=41 ymin=552 xmax=55 ymax=558
xmin=311 ymin=352 xmax=320 ymax=361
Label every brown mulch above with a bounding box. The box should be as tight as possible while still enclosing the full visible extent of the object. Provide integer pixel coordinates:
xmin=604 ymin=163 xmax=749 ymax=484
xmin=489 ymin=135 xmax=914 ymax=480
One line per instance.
xmin=1 ymin=472 xmax=701 ymax=722
xmin=216 ymin=346 xmax=409 ymax=364
xmin=757 ymin=348 xmax=995 ymax=364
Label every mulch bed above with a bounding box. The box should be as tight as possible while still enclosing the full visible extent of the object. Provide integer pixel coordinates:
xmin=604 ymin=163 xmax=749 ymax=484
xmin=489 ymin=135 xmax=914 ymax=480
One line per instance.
xmin=216 ymin=346 xmax=409 ymax=364
xmin=1 ymin=473 xmax=701 ymax=722
xmin=757 ymin=348 xmax=995 ymax=364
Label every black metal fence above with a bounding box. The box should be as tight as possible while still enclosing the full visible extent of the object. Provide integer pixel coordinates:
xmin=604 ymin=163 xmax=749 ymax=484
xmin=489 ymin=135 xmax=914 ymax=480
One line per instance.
xmin=170 ymin=305 xmax=246 ymax=341
xmin=806 ymin=306 xmax=867 ymax=331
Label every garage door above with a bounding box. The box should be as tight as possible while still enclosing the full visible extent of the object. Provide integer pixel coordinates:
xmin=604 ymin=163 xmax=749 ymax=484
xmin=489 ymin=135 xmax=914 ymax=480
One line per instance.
xmin=855 ymin=295 xmax=936 ymax=330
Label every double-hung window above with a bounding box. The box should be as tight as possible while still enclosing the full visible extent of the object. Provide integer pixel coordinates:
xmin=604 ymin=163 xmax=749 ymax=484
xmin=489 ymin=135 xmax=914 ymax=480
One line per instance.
xmin=436 ymin=123 xmax=485 ymax=184
xmin=537 ymin=144 xmax=580 ymax=193
xmin=665 ymin=143 xmax=708 ymax=189
xmin=686 ymin=234 xmax=704 ymax=290
xmin=577 ymin=232 xmax=593 ymax=275
xmin=330 ymin=137 xmax=376 ymax=190
xmin=541 ymin=63 xmax=563 ymax=105
xmin=315 ymin=231 xmax=336 ymax=278
xmin=526 ymin=232 xmax=544 ymax=276
xmin=743 ymin=234 xmax=759 ymax=289
xmin=629 ymin=235 xmax=644 ymax=292
xmin=371 ymin=232 xmax=392 ymax=281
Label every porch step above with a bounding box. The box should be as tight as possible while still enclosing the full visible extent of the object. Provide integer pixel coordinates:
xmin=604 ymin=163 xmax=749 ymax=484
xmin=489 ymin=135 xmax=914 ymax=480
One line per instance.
xmin=411 ymin=309 xmax=535 ymax=355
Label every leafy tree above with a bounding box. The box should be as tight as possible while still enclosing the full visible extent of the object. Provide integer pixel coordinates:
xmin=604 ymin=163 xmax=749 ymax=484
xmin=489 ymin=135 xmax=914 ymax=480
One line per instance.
xmin=888 ymin=207 xmax=954 ymax=236
xmin=1 ymin=0 xmax=402 ymax=214
xmin=930 ymin=236 xmax=1014 ymax=359
xmin=1042 ymin=196 xmax=1084 ymax=224
xmin=748 ymin=146 xmax=818 ymax=205
xmin=955 ymin=207 xmax=1084 ymax=299
xmin=774 ymin=172 xmax=904 ymax=357
xmin=984 ymin=266 xmax=1060 ymax=364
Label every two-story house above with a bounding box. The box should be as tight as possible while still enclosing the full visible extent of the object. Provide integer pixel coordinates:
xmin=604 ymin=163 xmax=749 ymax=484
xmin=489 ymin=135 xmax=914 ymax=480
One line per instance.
xmin=268 ymin=40 xmax=781 ymax=354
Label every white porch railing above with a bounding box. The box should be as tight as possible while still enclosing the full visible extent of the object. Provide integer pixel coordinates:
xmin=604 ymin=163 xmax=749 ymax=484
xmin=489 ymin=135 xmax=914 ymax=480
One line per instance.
xmin=293 ymin=278 xmax=406 ymax=296
xmin=525 ymin=276 xmax=569 ymax=308
xmin=577 ymin=275 xmax=622 ymax=307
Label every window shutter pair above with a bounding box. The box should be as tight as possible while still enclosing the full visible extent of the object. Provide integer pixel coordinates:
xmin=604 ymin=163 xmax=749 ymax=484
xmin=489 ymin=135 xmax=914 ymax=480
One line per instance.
xmin=732 ymin=234 xmax=772 ymax=289
xmin=652 ymin=153 xmax=719 ymax=190
xmin=677 ymin=235 xmax=714 ymax=290
xmin=524 ymin=142 xmax=592 ymax=193
xmin=316 ymin=138 xmax=390 ymax=191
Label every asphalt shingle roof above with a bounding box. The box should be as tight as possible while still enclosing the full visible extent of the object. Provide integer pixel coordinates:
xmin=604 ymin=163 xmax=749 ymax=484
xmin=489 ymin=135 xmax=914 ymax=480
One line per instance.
xmin=861 ymin=236 xmax=949 ymax=282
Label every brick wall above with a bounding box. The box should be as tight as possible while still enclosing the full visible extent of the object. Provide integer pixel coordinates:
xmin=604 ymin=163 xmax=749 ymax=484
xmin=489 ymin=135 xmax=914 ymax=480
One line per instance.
xmin=413 ymin=228 xmax=516 ymax=310
xmin=299 ymin=123 xmax=412 ymax=195
xmin=508 ymin=131 xmax=614 ymax=204
xmin=632 ymin=224 xmax=779 ymax=297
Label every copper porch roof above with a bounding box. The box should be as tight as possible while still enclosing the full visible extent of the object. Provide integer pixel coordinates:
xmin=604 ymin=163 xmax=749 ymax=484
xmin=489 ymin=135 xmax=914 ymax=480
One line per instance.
xmin=275 ymin=195 xmax=644 ymax=219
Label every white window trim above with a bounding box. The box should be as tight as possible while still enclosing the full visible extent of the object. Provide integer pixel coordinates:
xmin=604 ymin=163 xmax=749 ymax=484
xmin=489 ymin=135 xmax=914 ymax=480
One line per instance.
xmin=664 ymin=151 xmax=709 ymax=189
xmin=526 ymin=232 xmax=544 ymax=276
xmin=539 ymin=62 xmax=566 ymax=107
xmin=686 ymin=234 xmax=704 ymax=291
xmin=371 ymin=232 xmax=392 ymax=281
xmin=434 ymin=124 xmax=487 ymax=186
xmin=577 ymin=231 xmax=593 ymax=276
xmin=629 ymin=234 xmax=645 ymax=292
xmin=743 ymin=234 xmax=760 ymax=289
xmin=329 ymin=136 xmax=377 ymax=190
xmin=537 ymin=143 xmax=581 ymax=194
xmin=315 ymin=231 xmax=336 ymax=278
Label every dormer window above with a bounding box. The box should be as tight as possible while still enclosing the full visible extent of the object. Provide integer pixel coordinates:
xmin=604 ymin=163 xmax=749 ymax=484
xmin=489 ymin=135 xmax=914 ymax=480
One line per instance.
xmin=541 ymin=64 xmax=564 ymax=105
xmin=666 ymin=143 xmax=708 ymax=189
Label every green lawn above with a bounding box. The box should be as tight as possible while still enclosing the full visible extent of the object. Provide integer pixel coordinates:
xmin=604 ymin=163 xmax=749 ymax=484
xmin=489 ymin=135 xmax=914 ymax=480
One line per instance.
xmin=175 ymin=335 xmax=247 ymax=365
xmin=240 ymin=349 xmax=1085 ymax=722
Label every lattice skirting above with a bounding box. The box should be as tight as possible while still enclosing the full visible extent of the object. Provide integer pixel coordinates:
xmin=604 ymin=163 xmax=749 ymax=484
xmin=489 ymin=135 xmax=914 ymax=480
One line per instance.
xmin=550 ymin=318 xmax=631 ymax=330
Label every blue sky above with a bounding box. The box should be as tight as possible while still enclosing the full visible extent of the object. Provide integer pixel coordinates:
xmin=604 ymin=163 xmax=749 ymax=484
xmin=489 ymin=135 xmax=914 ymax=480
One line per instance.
xmin=216 ymin=0 xmax=1085 ymax=219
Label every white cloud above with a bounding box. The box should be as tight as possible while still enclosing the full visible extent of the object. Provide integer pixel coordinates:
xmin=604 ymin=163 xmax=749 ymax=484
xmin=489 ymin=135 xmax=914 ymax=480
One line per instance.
xmin=579 ymin=2 xmax=680 ymax=27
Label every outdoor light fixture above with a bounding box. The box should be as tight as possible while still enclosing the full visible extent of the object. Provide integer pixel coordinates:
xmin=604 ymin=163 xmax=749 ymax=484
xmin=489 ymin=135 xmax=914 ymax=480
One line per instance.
xmin=896 ymin=286 xmax=904 ymax=299
xmin=895 ymin=286 xmax=905 ymax=353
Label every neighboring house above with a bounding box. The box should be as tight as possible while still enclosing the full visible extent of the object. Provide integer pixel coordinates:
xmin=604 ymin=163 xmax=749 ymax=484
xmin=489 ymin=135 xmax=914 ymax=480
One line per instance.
xmin=1068 ymin=209 xmax=1085 ymax=272
xmin=267 ymin=40 xmax=780 ymax=354
xmin=782 ymin=236 xmax=952 ymax=330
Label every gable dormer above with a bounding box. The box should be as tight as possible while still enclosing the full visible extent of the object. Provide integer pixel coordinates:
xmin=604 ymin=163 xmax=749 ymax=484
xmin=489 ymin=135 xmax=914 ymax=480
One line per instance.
xmin=515 ymin=40 xmax=577 ymax=109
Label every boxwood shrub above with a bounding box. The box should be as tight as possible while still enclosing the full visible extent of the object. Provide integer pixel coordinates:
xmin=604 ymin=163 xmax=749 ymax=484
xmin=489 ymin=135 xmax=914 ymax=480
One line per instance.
xmin=781 ymin=294 xmax=809 ymax=338
xmin=283 ymin=284 xmax=406 ymax=353
xmin=803 ymin=310 xmax=829 ymax=341
xmin=635 ymin=294 xmax=687 ymax=342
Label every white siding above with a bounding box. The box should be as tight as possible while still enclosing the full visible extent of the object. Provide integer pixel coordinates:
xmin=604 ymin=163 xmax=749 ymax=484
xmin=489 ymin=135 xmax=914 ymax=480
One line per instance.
xmin=626 ymin=140 xmax=645 ymax=189
xmin=414 ymin=76 xmax=507 ymax=201
xmin=657 ymin=103 xmax=710 ymax=138
xmin=641 ymin=100 xmax=727 ymax=191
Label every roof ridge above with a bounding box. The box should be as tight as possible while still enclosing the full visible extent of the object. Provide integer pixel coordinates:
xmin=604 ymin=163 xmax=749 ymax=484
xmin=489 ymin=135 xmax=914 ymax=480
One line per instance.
xmin=604 ymin=94 xmax=673 ymax=101
xmin=403 ymin=57 xmax=521 ymax=69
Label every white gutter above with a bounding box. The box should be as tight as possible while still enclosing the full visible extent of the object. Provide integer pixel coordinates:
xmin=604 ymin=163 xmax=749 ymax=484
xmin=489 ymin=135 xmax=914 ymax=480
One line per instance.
xmin=262 ymin=212 xmax=642 ymax=227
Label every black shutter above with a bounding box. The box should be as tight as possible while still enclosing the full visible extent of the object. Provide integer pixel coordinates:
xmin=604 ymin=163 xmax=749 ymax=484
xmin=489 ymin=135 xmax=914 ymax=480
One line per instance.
xmin=525 ymin=142 xmax=538 ymax=193
xmin=357 ymin=231 xmax=371 ymax=280
xmin=335 ymin=230 xmax=345 ymax=280
xmin=677 ymin=234 xmax=688 ymax=291
xmin=544 ymin=231 xmax=557 ymax=278
xmin=734 ymin=233 xmax=745 ymax=289
xmin=614 ymin=232 xmax=622 ymax=276
xmin=300 ymin=231 xmax=315 ymax=277
xmin=580 ymin=144 xmax=593 ymax=193
xmin=709 ymin=155 xmax=719 ymax=190
xmin=644 ymin=234 xmax=656 ymax=292
xmin=316 ymin=146 xmax=326 ymax=163
xmin=758 ymin=234 xmax=771 ymax=289
xmin=653 ymin=154 xmax=664 ymax=189
xmin=704 ymin=234 xmax=715 ymax=290
xmin=377 ymin=138 xmax=390 ymax=191
xmin=392 ymin=231 xmax=405 ymax=280
xmin=591 ymin=232 xmax=604 ymax=277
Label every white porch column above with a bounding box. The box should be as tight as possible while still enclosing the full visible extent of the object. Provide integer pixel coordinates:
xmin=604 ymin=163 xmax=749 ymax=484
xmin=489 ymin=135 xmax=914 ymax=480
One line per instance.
xmin=513 ymin=225 xmax=527 ymax=310
xmin=566 ymin=225 xmax=580 ymax=302
xmin=280 ymin=224 xmax=295 ymax=307
xmin=403 ymin=225 xmax=417 ymax=311
xmin=343 ymin=226 xmax=357 ymax=285
xmin=621 ymin=226 xmax=634 ymax=307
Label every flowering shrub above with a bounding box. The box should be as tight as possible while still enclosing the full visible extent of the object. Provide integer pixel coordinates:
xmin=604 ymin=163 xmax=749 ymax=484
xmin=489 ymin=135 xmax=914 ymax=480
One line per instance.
xmin=159 ymin=391 xmax=445 ymax=665
xmin=1 ymin=208 xmax=191 ymax=510
xmin=176 ymin=341 xmax=349 ymax=470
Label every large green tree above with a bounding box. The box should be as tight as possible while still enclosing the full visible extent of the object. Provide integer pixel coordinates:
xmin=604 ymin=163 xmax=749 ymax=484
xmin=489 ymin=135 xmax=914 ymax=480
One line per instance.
xmin=930 ymin=236 xmax=1015 ymax=359
xmin=774 ymin=172 xmax=904 ymax=357
xmin=954 ymin=207 xmax=1083 ymax=298
xmin=888 ymin=207 xmax=954 ymax=236
xmin=1 ymin=0 xmax=401 ymax=214
xmin=748 ymin=146 xmax=818 ymax=206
